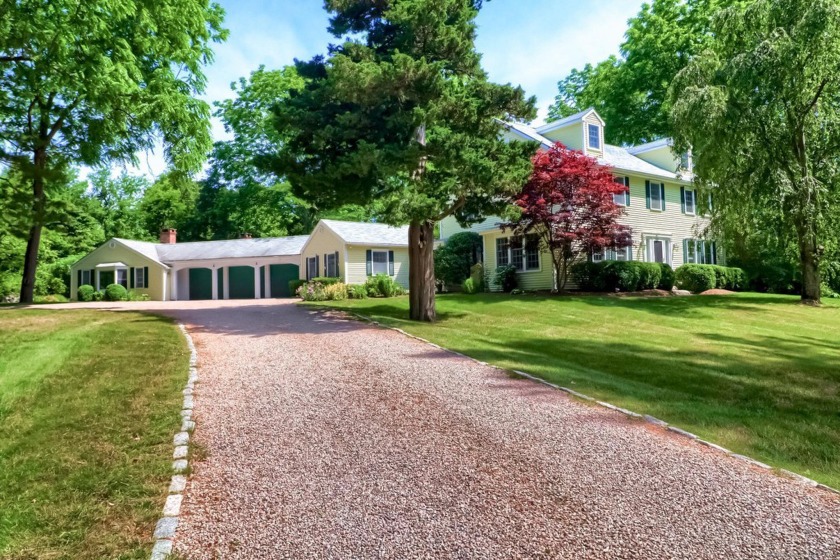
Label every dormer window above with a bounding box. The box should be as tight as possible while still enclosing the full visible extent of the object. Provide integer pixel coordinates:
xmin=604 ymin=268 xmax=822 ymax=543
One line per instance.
xmin=587 ymin=123 xmax=601 ymax=150
xmin=680 ymin=152 xmax=692 ymax=172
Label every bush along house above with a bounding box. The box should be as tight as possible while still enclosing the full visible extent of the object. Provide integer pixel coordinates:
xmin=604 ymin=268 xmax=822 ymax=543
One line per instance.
xmin=439 ymin=108 xmax=721 ymax=291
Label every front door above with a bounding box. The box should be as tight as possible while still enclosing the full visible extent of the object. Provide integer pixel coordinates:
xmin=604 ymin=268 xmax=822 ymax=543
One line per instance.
xmin=653 ymin=240 xmax=665 ymax=263
xmin=647 ymin=238 xmax=670 ymax=265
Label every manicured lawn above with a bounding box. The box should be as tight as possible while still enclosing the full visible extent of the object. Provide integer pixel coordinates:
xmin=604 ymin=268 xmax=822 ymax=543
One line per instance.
xmin=307 ymin=293 xmax=840 ymax=488
xmin=0 ymin=309 xmax=187 ymax=559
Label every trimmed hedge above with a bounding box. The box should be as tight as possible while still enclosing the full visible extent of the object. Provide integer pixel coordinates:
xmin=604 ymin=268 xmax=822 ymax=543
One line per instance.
xmin=77 ymin=284 xmax=95 ymax=302
xmin=571 ymin=261 xmax=664 ymax=292
xmin=658 ymin=263 xmax=676 ymax=291
xmin=675 ymin=264 xmax=747 ymax=293
xmin=289 ymin=279 xmax=306 ymax=296
xmin=104 ymin=283 xmax=128 ymax=301
xmin=310 ymin=276 xmax=342 ymax=285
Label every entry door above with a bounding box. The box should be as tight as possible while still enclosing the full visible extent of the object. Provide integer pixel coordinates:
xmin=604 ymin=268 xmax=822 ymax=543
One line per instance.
xmin=647 ymin=238 xmax=670 ymax=265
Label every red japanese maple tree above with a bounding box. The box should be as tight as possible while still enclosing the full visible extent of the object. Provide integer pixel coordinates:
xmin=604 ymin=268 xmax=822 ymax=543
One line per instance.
xmin=504 ymin=142 xmax=633 ymax=291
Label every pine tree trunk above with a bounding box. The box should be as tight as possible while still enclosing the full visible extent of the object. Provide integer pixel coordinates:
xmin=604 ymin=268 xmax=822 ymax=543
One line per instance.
xmin=408 ymin=220 xmax=436 ymax=322
xmin=19 ymin=147 xmax=47 ymax=304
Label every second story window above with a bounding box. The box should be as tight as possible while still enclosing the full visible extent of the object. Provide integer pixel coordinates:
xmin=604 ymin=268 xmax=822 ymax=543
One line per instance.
xmin=683 ymin=188 xmax=696 ymax=215
xmin=613 ymin=176 xmax=630 ymax=206
xmin=647 ymin=181 xmax=665 ymax=211
xmin=587 ymin=123 xmax=601 ymax=150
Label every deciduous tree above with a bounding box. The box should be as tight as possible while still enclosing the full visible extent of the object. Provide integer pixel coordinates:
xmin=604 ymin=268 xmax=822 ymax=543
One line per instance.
xmin=504 ymin=143 xmax=632 ymax=291
xmin=0 ymin=0 xmax=226 ymax=302
xmin=669 ymin=0 xmax=840 ymax=304
xmin=270 ymin=0 xmax=537 ymax=321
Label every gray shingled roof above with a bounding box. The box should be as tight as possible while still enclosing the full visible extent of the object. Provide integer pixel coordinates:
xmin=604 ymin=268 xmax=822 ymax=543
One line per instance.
xmin=114 ymin=235 xmax=309 ymax=265
xmin=321 ymin=220 xmax=409 ymax=247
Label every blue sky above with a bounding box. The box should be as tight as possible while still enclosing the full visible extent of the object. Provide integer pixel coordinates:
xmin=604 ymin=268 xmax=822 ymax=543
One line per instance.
xmin=133 ymin=0 xmax=644 ymax=176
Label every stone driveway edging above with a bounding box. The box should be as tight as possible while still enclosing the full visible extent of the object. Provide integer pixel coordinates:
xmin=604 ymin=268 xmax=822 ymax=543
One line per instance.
xmin=150 ymin=323 xmax=199 ymax=560
xmin=344 ymin=310 xmax=839 ymax=497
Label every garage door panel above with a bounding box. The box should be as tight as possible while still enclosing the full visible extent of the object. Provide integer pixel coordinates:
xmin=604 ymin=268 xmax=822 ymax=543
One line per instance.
xmin=270 ymin=264 xmax=299 ymax=298
xmin=189 ymin=268 xmax=213 ymax=300
xmin=228 ymin=266 xmax=255 ymax=299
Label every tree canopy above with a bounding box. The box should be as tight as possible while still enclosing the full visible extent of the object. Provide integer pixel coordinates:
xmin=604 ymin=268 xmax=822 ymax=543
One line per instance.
xmin=548 ymin=0 xmax=740 ymax=145
xmin=0 ymin=0 xmax=227 ymax=302
xmin=669 ymin=0 xmax=840 ymax=304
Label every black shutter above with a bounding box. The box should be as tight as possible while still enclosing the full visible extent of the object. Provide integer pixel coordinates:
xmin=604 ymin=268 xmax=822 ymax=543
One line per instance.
xmin=323 ymin=254 xmax=327 ymax=277
xmin=335 ymin=251 xmax=340 ymax=278
xmin=625 ymin=177 xmax=631 ymax=206
xmin=143 ymin=266 xmax=149 ymax=288
xmin=388 ymin=251 xmax=395 ymax=276
xmin=315 ymin=255 xmax=319 ymax=279
xmin=77 ymin=269 xmax=82 ymax=288
xmin=130 ymin=267 xmax=135 ymax=288
xmin=366 ymin=250 xmax=372 ymax=276
xmin=680 ymin=187 xmax=686 ymax=213
xmin=660 ymin=184 xmax=666 ymax=211
xmin=645 ymin=180 xmax=651 ymax=209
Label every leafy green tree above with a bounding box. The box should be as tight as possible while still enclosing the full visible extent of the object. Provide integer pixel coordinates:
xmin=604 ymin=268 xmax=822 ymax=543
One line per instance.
xmin=139 ymin=171 xmax=200 ymax=239
xmin=271 ymin=0 xmax=537 ymax=321
xmin=0 ymin=0 xmax=226 ymax=302
xmin=434 ymin=232 xmax=483 ymax=289
xmin=87 ymin=169 xmax=151 ymax=241
xmin=670 ymin=0 xmax=840 ymax=304
xmin=548 ymin=0 xmax=739 ymax=145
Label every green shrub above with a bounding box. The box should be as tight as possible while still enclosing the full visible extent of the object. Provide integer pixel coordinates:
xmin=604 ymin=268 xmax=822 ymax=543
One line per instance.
xmin=658 ymin=263 xmax=676 ymax=291
xmin=821 ymin=283 xmax=839 ymax=299
xmin=434 ymin=232 xmax=483 ymax=288
xmin=92 ymin=290 xmax=104 ymax=302
xmin=34 ymin=294 xmax=69 ymax=304
xmin=347 ymin=284 xmax=368 ymax=299
xmin=494 ymin=264 xmax=518 ymax=293
xmin=571 ymin=261 xmax=663 ymax=292
xmin=127 ymin=290 xmax=151 ymax=301
xmin=324 ymin=283 xmax=348 ymax=301
xmin=289 ymin=279 xmax=306 ymax=296
xmin=675 ymin=264 xmax=717 ymax=293
xmin=77 ymin=284 xmax=95 ymax=302
xmin=462 ymin=277 xmax=481 ymax=294
xmin=104 ymin=283 xmax=128 ymax=301
xmin=824 ymin=261 xmax=840 ymax=294
xmin=365 ymin=274 xmax=400 ymax=298
xmin=310 ymin=276 xmax=342 ymax=286
xmin=300 ymin=281 xmax=327 ymax=301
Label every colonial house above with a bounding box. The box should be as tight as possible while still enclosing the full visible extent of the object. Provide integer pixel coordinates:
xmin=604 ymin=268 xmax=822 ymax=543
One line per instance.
xmin=69 ymin=229 xmax=308 ymax=301
xmin=439 ymin=108 xmax=719 ymax=291
xmin=299 ymin=220 xmax=410 ymax=289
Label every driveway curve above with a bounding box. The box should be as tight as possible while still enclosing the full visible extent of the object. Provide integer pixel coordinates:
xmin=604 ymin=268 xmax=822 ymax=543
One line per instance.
xmin=71 ymin=300 xmax=840 ymax=558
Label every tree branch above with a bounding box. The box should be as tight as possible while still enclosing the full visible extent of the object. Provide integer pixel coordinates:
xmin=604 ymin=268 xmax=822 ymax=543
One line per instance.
xmin=0 ymin=55 xmax=31 ymax=63
xmin=432 ymin=194 xmax=467 ymax=222
xmin=800 ymin=78 xmax=829 ymax=122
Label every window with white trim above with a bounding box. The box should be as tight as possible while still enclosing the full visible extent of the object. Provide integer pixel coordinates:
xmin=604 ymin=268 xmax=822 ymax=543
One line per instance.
xmin=325 ymin=253 xmax=338 ymax=277
xmin=587 ymin=123 xmax=601 ymax=150
xmin=649 ymin=182 xmax=664 ymax=211
xmin=684 ymin=239 xmax=717 ymax=265
xmin=81 ymin=270 xmax=91 ymax=286
xmin=306 ymin=257 xmax=318 ymax=280
xmin=646 ymin=238 xmax=671 ymax=265
xmin=680 ymin=153 xmax=692 ymax=172
xmin=116 ymin=269 xmax=128 ymax=288
xmin=497 ymin=236 xmax=539 ymax=271
xmin=684 ymin=189 xmax=696 ymax=215
xmin=371 ymin=250 xmax=389 ymax=275
xmin=134 ymin=267 xmax=145 ymax=289
xmin=613 ymin=176 xmax=629 ymax=206
xmin=593 ymin=246 xmax=632 ymax=262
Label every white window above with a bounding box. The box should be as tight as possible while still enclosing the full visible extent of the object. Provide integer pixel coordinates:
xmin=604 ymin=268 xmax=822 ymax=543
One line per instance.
xmin=587 ymin=123 xmax=601 ymax=150
xmin=371 ymin=250 xmax=389 ymax=275
xmin=325 ymin=253 xmax=338 ymax=277
xmin=497 ymin=236 xmax=539 ymax=272
xmin=613 ymin=177 xmax=629 ymax=206
xmin=306 ymin=257 xmax=319 ymax=280
xmin=684 ymin=189 xmax=696 ymax=215
xmin=649 ymin=182 xmax=664 ymax=211
xmin=81 ymin=270 xmax=91 ymax=285
xmin=685 ymin=239 xmax=717 ymax=265
xmin=116 ymin=269 xmax=128 ymax=288
xmin=134 ymin=267 xmax=145 ymax=289
xmin=680 ymin=153 xmax=692 ymax=171
xmin=594 ymin=246 xmax=632 ymax=262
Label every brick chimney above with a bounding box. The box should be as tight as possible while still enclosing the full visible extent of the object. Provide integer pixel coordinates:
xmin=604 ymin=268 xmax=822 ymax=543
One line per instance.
xmin=160 ymin=228 xmax=177 ymax=244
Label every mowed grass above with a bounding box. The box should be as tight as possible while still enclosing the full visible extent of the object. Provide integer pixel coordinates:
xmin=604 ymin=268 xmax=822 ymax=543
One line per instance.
xmin=307 ymin=293 xmax=840 ymax=488
xmin=0 ymin=309 xmax=188 ymax=559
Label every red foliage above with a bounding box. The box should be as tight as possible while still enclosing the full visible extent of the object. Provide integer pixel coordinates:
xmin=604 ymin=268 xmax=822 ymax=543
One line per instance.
xmin=504 ymin=142 xmax=633 ymax=289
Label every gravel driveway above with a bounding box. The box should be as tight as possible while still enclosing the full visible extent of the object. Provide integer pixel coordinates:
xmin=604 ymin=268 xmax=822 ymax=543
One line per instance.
xmin=67 ymin=300 xmax=840 ymax=559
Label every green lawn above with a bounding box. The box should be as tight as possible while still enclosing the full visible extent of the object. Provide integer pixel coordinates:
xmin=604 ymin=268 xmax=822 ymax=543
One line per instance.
xmin=307 ymin=293 xmax=840 ymax=488
xmin=0 ymin=309 xmax=187 ymax=559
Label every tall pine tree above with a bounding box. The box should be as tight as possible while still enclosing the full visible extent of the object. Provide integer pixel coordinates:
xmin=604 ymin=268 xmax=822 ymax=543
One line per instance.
xmin=271 ymin=0 xmax=536 ymax=321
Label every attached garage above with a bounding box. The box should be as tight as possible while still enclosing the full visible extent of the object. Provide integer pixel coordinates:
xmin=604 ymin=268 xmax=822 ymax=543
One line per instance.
xmin=228 ymin=266 xmax=255 ymax=299
xmin=188 ymin=268 xmax=213 ymax=300
xmin=270 ymin=264 xmax=299 ymax=298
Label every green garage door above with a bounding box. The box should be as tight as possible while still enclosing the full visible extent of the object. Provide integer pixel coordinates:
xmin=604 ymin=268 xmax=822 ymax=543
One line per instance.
xmin=270 ymin=264 xmax=300 ymax=298
xmin=228 ymin=266 xmax=255 ymax=299
xmin=189 ymin=268 xmax=213 ymax=300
